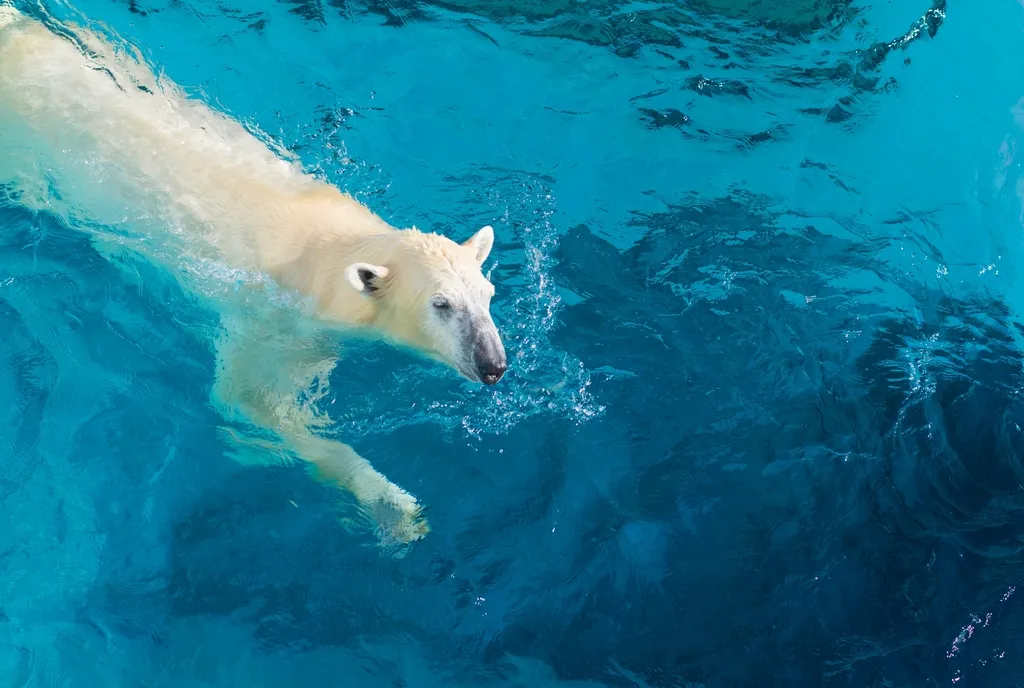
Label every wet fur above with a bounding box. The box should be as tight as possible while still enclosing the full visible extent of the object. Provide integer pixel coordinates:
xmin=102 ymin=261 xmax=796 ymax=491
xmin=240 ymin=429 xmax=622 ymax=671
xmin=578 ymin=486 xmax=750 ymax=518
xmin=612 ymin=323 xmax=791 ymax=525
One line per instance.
xmin=0 ymin=5 xmax=499 ymax=545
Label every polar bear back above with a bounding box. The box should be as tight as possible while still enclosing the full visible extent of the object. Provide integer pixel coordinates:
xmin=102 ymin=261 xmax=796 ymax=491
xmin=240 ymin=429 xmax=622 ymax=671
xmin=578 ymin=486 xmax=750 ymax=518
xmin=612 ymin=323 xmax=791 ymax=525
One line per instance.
xmin=0 ymin=8 xmax=388 ymax=273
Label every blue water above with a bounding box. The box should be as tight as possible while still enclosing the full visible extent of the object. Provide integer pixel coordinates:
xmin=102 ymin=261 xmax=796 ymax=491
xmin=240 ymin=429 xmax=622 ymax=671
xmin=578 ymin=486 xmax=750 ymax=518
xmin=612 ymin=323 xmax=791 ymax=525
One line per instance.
xmin=2 ymin=0 xmax=1024 ymax=685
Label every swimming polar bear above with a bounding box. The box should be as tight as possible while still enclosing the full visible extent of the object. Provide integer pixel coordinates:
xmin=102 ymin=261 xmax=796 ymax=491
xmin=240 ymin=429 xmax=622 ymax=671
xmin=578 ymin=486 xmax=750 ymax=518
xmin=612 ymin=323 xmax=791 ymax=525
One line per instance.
xmin=0 ymin=5 xmax=507 ymax=546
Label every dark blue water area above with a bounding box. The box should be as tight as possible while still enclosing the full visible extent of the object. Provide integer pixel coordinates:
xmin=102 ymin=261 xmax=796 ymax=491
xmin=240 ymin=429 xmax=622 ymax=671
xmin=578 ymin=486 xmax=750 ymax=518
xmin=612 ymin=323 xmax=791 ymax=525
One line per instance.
xmin=3 ymin=0 xmax=1024 ymax=686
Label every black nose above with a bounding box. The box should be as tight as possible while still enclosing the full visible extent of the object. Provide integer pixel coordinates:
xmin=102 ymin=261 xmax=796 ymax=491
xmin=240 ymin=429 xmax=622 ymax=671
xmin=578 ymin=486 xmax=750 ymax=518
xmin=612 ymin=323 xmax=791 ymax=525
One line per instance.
xmin=478 ymin=360 xmax=507 ymax=385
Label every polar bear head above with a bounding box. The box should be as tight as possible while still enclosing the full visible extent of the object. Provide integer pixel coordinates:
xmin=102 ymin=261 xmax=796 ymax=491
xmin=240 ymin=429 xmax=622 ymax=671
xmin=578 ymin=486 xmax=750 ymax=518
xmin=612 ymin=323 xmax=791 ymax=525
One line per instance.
xmin=343 ymin=225 xmax=508 ymax=385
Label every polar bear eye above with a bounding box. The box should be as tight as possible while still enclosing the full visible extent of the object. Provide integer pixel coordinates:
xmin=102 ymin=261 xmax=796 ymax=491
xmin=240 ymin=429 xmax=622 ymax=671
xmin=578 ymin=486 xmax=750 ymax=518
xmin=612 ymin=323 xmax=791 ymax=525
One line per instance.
xmin=431 ymin=295 xmax=451 ymax=311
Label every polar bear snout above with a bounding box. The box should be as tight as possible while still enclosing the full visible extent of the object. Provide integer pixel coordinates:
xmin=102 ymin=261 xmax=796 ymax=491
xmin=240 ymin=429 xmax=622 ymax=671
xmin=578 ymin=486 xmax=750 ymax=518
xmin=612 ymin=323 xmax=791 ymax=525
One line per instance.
xmin=473 ymin=327 xmax=507 ymax=385
xmin=476 ymin=352 xmax=507 ymax=385
xmin=478 ymin=359 xmax=506 ymax=385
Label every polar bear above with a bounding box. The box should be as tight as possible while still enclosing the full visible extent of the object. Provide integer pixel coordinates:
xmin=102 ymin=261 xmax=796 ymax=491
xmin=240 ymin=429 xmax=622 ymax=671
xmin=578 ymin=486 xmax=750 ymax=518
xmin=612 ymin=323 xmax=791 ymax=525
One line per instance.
xmin=0 ymin=5 xmax=507 ymax=545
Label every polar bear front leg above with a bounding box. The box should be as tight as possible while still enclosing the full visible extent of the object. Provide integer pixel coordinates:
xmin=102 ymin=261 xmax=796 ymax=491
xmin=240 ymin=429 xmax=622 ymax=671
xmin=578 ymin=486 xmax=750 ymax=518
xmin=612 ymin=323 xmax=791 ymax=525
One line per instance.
xmin=289 ymin=432 xmax=430 ymax=545
xmin=209 ymin=310 xmax=429 ymax=545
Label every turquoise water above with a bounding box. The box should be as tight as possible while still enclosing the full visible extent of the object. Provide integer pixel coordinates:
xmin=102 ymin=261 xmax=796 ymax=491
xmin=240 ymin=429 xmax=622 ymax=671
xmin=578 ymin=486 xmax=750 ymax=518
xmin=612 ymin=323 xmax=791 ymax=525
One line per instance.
xmin=2 ymin=0 xmax=1024 ymax=685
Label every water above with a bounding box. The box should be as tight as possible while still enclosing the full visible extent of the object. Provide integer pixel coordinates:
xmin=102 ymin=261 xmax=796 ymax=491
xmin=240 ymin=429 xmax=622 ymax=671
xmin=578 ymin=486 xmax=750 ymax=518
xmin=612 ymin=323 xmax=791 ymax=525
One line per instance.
xmin=1 ymin=0 xmax=1023 ymax=685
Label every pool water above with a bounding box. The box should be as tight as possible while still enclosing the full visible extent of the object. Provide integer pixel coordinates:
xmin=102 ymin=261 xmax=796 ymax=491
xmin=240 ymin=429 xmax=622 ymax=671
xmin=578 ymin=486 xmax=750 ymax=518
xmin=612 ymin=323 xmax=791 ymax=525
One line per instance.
xmin=1 ymin=0 xmax=1023 ymax=685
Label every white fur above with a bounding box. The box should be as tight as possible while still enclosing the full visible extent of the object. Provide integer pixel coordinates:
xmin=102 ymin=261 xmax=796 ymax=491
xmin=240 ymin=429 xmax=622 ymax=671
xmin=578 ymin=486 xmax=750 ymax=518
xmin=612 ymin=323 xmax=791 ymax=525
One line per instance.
xmin=0 ymin=6 xmax=505 ymax=546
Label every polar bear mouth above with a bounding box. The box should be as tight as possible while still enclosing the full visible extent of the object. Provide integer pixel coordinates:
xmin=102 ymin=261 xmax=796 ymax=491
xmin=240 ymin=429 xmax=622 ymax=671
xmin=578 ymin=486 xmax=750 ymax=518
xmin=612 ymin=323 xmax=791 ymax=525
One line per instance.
xmin=455 ymin=363 xmax=485 ymax=385
xmin=454 ymin=360 xmax=504 ymax=386
xmin=464 ymin=358 xmax=507 ymax=385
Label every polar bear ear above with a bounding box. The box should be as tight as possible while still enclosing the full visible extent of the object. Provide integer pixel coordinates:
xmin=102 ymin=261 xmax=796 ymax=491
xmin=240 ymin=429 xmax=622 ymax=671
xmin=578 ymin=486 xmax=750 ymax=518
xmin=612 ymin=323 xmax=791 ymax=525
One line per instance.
xmin=344 ymin=262 xmax=390 ymax=294
xmin=462 ymin=225 xmax=494 ymax=265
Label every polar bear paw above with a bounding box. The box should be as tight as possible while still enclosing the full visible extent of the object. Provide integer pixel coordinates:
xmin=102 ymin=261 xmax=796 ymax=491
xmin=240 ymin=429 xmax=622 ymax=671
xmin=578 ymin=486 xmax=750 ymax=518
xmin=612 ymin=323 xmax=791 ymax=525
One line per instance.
xmin=366 ymin=486 xmax=430 ymax=548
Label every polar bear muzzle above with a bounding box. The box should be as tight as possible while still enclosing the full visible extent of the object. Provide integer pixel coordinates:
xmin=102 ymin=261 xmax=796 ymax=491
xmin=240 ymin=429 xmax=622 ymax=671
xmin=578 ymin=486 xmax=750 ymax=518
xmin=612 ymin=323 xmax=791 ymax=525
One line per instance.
xmin=472 ymin=315 xmax=507 ymax=385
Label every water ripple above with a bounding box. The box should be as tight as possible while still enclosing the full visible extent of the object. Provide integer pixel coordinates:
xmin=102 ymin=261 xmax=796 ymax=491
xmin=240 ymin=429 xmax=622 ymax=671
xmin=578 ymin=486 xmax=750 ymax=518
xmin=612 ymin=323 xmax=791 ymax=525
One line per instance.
xmin=1 ymin=0 xmax=1023 ymax=686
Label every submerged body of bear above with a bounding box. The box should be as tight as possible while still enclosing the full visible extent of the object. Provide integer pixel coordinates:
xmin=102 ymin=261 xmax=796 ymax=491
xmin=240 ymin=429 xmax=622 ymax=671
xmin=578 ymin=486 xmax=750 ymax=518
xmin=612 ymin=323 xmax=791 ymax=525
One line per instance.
xmin=0 ymin=5 xmax=507 ymax=545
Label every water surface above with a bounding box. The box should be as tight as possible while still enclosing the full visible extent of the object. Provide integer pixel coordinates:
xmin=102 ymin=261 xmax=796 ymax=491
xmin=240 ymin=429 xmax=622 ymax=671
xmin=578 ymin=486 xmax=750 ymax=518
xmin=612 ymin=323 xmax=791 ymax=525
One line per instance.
xmin=1 ymin=0 xmax=1023 ymax=686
